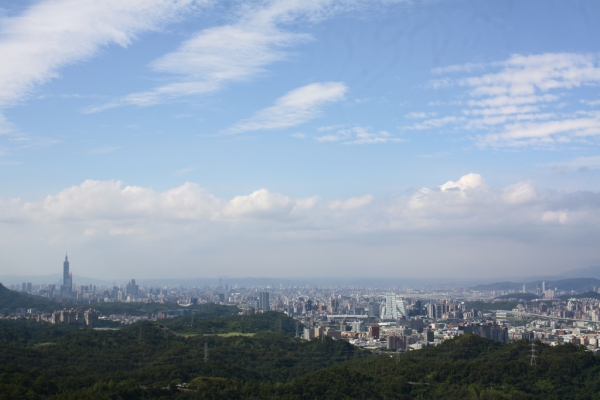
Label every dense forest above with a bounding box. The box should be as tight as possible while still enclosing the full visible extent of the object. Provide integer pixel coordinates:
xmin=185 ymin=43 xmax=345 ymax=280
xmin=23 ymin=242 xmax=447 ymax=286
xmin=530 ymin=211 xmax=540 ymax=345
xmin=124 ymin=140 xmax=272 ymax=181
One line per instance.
xmin=2 ymin=310 xmax=600 ymax=399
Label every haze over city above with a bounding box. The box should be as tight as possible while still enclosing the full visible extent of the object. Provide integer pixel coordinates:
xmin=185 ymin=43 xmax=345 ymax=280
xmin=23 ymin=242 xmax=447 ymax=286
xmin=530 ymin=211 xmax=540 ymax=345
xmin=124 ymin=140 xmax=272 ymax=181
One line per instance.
xmin=1 ymin=0 xmax=600 ymax=280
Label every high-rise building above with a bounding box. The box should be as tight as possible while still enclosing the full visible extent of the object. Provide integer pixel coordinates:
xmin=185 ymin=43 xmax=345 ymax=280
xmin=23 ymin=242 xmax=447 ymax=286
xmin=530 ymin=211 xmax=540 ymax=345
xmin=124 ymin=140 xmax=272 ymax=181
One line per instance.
xmin=381 ymin=294 xmax=409 ymax=320
xmin=369 ymin=324 xmax=380 ymax=339
xmin=423 ymin=329 xmax=434 ymax=343
xmin=387 ymin=334 xmax=408 ymax=350
xmin=426 ymin=303 xmax=436 ymax=319
xmin=368 ymin=302 xmax=380 ymax=317
xmin=125 ymin=279 xmax=139 ymax=297
xmin=542 ymin=281 xmax=546 ymax=292
xmin=258 ymin=292 xmax=270 ymax=311
xmin=413 ymin=300 xmax=422 ymax=315
xmin=305 ymin=299 xmax=313 ymax=312
xmin=62 ymin=254 xmax=73 ymax=296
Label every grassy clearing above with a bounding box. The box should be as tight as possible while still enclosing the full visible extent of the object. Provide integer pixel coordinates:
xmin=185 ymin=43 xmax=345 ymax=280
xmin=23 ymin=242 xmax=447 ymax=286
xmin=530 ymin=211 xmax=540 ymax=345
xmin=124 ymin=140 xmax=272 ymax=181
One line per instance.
xmin=214 ymin=332 xmax=256 ymax=337
xmin=176 ymin=332 xmax=257 ymax=338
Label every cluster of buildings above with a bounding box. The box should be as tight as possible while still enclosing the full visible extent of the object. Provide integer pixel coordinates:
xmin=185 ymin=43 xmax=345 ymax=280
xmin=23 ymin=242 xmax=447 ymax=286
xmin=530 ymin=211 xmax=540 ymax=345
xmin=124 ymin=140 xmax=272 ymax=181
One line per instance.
xmin=294 ymin=293 xmax=500 ymax=350
xmin=504 ymin=297 xmax=600 ymax=321
xmin=35 ymin=308 xmax=99 ymax=326
xmin=6 ymin=256 xmax=600 ymax=354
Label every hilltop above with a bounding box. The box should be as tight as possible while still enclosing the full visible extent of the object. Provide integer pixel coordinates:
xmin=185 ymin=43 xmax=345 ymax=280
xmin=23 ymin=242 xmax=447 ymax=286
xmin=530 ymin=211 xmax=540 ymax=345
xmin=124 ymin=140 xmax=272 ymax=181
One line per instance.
xmin=0 ymin=283 xmax=57 ymax=313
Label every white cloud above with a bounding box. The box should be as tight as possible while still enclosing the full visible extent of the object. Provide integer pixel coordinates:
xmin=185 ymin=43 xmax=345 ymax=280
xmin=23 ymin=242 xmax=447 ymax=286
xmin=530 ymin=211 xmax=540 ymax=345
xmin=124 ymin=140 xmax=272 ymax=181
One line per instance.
xmin=86 ymin=0 xmax=371 ymax=111
xmin=502 ymin=181 xmax=536 ymax=204
xmin=223 ymin=189 xmax=293 ymax=219
xmin=462 ymin=53 xmax=600 ymax=97
xmin=440 ymin=173 xmax=486 ymax=191
xmin=403 ymin=116 xmax=464 ymax=131
xmin=405 ymin=111 xmax=437 ymax=119
xmin=328 ymin=195 xmax=373 ymax=211
xmin=541 ymin=211 xmax=568 ymax=224
xmin=3 ymin=174 xmax=600 ymax=277
xmin=314 ymin=126 xmax=402 ymax=145
xmin=226 ymin=82 xmax=347 ymax=133
xmin=480 ymin=113 xmax=600 ymax=147
xmin=410 ymin=52 xmax=600 ymax=147
xmin=0 ymin=0 xmax=197 ymax=108
xmin=290 ymin=132 xmax=306 ymax=139
xmin=174 ymin=166 xmax=195 ymax=176
xmin=3 ymin=174 xmax=599 ymax=235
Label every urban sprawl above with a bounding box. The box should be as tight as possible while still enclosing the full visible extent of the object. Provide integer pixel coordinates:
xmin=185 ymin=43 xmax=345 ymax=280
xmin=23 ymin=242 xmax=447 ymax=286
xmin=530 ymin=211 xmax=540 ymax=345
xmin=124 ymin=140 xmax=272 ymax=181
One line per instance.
xmin=5 ymin=255 xmax=600 ymax=354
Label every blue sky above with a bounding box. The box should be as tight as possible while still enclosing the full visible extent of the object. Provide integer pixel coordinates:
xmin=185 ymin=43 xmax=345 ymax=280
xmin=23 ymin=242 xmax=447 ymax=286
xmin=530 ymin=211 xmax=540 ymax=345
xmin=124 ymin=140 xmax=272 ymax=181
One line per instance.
xmin=1 ymin=0 xmax=600 ymax=280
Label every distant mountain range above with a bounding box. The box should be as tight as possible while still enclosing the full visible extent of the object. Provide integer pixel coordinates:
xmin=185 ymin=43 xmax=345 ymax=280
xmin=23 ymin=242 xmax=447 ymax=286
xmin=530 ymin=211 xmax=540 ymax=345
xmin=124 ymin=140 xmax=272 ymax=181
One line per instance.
xmin=472 ymin=277 xmax=600 ymax=293
xmin=556 ymin=265 xmax=600 ymax=279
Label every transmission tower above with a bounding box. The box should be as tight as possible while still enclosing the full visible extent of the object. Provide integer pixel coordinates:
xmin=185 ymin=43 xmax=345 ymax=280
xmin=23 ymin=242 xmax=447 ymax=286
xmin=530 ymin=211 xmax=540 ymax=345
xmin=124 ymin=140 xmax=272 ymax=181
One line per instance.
xmin=204 ymin=342 xmax=209 ymax=362
xmin=295 ymin=321 xmax=300 ymax=338
xmin=530 ymin=341 xmax=537 ymax=366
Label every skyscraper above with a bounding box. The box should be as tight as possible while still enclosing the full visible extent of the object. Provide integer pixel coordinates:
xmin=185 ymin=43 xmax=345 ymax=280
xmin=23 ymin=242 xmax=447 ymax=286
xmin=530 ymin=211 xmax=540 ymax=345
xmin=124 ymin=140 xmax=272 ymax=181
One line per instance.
xmin=125 ymin=279 xmax=139 ymax=297
xmin=381 ymin=293 xmax=408 ymax=320
xmin=62 ymin=253 xmax=72 ymax=296
xmin=258 ymin=292 xmax=270 ymax=311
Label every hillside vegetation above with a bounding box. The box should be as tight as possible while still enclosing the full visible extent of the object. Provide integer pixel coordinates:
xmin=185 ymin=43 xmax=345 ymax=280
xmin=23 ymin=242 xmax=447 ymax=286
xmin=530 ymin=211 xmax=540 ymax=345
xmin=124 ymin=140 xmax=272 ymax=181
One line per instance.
xmin=1 ymin=311 xmax=600 ymax=399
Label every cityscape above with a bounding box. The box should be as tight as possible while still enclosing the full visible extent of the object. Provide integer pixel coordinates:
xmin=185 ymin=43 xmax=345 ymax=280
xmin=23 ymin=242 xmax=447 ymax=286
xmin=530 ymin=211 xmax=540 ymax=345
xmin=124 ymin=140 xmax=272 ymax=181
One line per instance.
xmin=5 ymin=255 xmax=600 ymax=355
xmin=2 ymin=0 xmax=600 ymax=397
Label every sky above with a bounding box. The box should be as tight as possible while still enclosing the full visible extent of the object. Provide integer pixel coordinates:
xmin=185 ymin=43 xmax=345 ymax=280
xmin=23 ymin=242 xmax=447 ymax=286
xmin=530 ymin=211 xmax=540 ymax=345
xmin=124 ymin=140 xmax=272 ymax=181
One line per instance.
xmin=1 ymin=0 xmax=600 ymax=281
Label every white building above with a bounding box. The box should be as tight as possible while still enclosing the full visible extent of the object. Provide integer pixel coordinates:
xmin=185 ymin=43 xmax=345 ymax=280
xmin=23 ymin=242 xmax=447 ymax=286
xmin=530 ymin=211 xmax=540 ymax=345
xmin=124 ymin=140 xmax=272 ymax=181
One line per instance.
xmin=381 ymin=293 xmax=408 ymax=320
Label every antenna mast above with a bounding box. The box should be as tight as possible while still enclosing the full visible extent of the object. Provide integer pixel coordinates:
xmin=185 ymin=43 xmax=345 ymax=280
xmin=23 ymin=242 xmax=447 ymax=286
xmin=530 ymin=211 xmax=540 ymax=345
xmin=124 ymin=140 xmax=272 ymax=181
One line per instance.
xmin=530 ymin=341 xmax=537 ymax=366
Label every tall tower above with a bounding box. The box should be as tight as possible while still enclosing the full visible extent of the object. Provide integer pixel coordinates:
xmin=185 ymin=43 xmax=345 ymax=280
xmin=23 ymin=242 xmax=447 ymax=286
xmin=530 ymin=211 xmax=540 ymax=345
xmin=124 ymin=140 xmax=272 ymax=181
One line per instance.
xmin=63 ymin=253 xmax=69 ymax=286
xmin=62 ymin=253 xmax=72 ymax=295
xmin=259 ymin=292 xmax=270 ymax=311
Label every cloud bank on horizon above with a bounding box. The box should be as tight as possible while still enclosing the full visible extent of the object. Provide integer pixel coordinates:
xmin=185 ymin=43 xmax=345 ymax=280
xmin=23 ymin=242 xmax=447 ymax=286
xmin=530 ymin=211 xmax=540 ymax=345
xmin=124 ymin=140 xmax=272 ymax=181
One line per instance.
xmin=1 ymin=0 xmax=600 ymax=279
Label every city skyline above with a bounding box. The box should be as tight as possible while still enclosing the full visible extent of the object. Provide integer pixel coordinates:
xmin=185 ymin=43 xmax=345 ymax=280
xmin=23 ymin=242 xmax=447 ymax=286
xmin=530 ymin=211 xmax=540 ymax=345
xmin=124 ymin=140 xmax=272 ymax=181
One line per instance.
xmin=1 ymin=1 xmax=600 ymax=278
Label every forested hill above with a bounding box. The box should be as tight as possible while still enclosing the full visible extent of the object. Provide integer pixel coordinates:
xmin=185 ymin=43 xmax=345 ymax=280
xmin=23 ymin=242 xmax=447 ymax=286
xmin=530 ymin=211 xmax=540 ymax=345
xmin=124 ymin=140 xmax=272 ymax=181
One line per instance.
xmin=494 ymin=292 xmax=540 ymax=301
xmin=0 ymin=283 xmax=57 ymax=313
xmin=2 ymin=312 xmax=600 ymax=398
xmin=0 ymin=314 xmax=367 ymax=399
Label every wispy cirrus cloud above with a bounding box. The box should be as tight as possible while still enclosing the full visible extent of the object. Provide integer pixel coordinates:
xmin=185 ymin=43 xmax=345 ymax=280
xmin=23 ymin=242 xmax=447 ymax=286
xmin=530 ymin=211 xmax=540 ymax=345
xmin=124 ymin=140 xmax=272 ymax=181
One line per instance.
xmin=226 ymin=82 xmax=347 ymax=134
xmin=406 ymin=52 xmax=600 ymax=147
xmin=0 ymin=0 xmax=198 ymax=108
xmin=315 ymin=126 xmax=402 ymax=145
xmin=0 ymin=0 xmax=199 ymax=151
xmin=85 ymin=0 xmax=370 ymax=113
